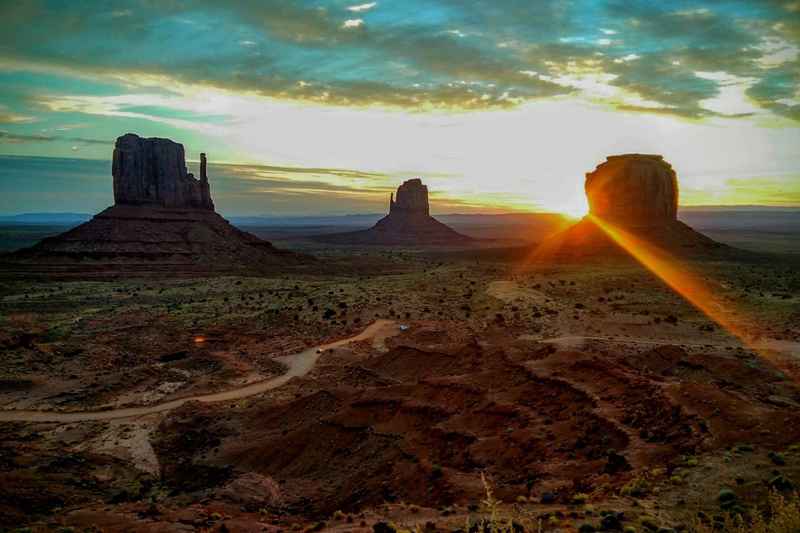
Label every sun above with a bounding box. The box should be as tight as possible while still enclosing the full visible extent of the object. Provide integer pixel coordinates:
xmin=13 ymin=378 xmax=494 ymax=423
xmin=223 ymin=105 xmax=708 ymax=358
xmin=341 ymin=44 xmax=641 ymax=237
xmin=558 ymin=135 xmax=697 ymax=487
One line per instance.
xmin=554 ymin=196 xmax=589 ymax=219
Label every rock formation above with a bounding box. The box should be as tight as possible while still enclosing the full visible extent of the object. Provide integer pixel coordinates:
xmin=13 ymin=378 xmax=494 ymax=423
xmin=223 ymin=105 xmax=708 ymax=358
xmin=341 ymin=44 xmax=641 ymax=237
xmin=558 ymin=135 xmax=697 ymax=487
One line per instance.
xmin=5 ymin=134 xmax=305 ymax=277
xmin=112 ymin=133 xmax=214 ymax=210
xmin=585 ymin=154 xmax=678 ymax=227
xmin=537 ymin=154 xmax=727 ymax=259
xmin=316 ymin=178 xmax=473 ymax=245
xmin=390 ymin=178 xmax=430 ymax=216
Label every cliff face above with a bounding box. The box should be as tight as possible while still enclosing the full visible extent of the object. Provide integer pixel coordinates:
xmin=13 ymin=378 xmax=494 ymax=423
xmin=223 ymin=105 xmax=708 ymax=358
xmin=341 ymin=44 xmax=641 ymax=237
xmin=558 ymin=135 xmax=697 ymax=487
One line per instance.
xmin=536 ymin=154 xmax=727 ymax=259
xmin=8 ymin=133 xmax=308 ymax=276
xmin=112 ymin=133 xmax=214 ymax=210
xmin=585 ymin=154 xmax=678 ymax=227
xmin=390 ymin=178 xmax=430 ymax=216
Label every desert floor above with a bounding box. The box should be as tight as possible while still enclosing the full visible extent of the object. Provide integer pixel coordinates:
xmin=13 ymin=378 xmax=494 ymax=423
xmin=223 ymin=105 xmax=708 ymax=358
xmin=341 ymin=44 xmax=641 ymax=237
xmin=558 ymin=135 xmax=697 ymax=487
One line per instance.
xmin=1 ymin=241 xmax=799 ymax=532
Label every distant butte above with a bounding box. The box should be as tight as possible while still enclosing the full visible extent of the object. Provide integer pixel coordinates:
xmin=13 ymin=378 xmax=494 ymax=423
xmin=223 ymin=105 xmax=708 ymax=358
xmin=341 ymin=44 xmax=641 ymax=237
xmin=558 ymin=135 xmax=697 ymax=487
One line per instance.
xmin=112 ymin=133 xmax=215 ymax=210
xmin=316 ymin=178 xmax=473 ymax=245
xmin=5 ymin=133 xmax=306 ymax=277
xmin=539 ymin=154 xmax=727 ymax=258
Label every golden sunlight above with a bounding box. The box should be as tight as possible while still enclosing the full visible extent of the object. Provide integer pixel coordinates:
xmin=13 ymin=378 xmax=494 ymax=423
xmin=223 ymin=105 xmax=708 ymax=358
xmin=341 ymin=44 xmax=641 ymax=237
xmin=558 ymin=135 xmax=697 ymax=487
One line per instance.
xmin=588 ymin=214 xmax=797 ymax=381
xmin=553 ymin=194 xmax=589 ymax=219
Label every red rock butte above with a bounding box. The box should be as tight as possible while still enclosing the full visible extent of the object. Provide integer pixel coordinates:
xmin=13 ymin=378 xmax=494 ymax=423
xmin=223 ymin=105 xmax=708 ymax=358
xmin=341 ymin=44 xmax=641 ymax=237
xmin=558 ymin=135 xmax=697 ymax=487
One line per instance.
xmin=316 ymin=178 xmax=473 ymax=245
xmin=537 ymin=154 xmax=726 ymax=259
xmin=586 ymin=154 xmax=678 ymax=227
xmin=112 ymin=133 xmax=214 ymax=211
xmin=3 ymin=133 xmax=305 ymax=277
xmin=390 ymin=178 xmax=430 ymax=216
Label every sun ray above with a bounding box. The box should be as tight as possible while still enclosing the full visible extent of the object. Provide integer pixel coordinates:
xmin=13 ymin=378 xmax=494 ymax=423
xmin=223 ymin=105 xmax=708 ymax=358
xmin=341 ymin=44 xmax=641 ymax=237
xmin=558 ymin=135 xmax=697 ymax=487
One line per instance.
xmin=588 ymin=214 xmax=796 ymax=380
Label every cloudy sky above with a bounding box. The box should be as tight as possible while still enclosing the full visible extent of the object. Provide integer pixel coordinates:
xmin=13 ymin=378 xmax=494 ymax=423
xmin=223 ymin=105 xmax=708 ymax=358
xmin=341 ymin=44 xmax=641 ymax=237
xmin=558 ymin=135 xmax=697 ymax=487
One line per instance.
xmin=1 ymin=0 xmax=799 ymax=216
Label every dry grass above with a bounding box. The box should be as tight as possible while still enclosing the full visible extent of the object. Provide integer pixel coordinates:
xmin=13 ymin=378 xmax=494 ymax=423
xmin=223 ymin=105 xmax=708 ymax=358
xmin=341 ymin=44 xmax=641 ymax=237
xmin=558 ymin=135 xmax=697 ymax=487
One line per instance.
xmin=692 ymin=491 xmax=800 ymax=533
xmin=467 ymin=472 xmax=546 ymax=533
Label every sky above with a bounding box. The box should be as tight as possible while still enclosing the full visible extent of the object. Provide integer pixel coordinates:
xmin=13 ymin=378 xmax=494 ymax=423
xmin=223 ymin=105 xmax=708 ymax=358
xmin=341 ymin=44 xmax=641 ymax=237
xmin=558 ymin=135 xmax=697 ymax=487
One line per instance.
xmin=0 ymin=0 xmax=799 ymax=216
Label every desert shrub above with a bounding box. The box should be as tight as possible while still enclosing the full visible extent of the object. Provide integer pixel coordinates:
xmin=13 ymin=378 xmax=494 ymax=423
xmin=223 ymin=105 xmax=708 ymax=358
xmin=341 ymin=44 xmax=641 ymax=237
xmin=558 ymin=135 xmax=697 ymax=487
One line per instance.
xmin=769 ymin=475 xmax=794 ymax=492
xmin=692 ymin=491 xmax=800 ymax=532
xmin=621 ymin=475 xmax=651 ymax=498
xmin=572 ymin=492 xmax=590 ymax=505
xmin=42 ymin=325 xmax=69 ymax=342
xmin=718 ymin=488 xmax=738 ymax=510
xmin=769 ymin=451 xmax=786 ymax=466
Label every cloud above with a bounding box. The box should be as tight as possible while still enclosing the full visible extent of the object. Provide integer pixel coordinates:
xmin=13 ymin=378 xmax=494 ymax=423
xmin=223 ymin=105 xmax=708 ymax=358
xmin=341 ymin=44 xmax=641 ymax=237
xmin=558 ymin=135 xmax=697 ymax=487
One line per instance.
xmin=0 ymin=0 xmax=797 ymax=120
xmin=0 ymin=104 xmax=36 ymax=124
xmin=746 ymin=58 xmax=800 ymax=120
xmin=347 ymin=2 xmax=377 ymax=13
xmin=224 ymin=162 xmax=390 ymax=182
xmin=342 ymin=19 xmax=364 ymax=29
xmin=0 ymin=112 xmax=36 ymax=124
xmin=683 ymin=174 xmax=800 ymax=206
xmin=203 ymin=161 xmax=520 ymax=215
xmin=0 ymin=131 xmax=111 ymax=145
xmin=34 ymin=92 xmax=230 ymax=134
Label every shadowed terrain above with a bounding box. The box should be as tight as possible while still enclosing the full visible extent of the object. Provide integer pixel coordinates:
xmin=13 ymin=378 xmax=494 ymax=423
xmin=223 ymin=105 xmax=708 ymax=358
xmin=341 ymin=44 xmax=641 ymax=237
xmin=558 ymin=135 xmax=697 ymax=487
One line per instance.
xmin=2 ymin=243 xmax=799 ymax=530
xmin=1 ymin=154 xmax=799 ymax=532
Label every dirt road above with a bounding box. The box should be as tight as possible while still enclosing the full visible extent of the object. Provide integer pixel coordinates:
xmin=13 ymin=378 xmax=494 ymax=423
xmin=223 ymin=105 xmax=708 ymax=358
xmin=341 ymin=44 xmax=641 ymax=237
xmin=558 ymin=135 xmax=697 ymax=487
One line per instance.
xmin=0 ymin=319 xmax=399 ymax=424
xmin=3 ymin=320 xmax=795 ymax=424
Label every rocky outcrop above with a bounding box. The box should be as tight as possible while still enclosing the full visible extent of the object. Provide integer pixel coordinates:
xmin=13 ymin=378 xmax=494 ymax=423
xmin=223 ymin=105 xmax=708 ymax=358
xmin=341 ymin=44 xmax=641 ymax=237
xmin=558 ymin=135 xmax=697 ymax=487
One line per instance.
xmin=315 ymin=178 xmax=473 ymax=245
xmin=112 ymin=133 xmax=214 ymax=210
xmin=585 ymin=154 xmax=678 ymax=227
xmin=390 ymin=178 xmax=430 ymax=216
xmin=6 ymin=133 xmax=306 ymax=277
xmin=538 ymin=154 xmax=728 ymax=259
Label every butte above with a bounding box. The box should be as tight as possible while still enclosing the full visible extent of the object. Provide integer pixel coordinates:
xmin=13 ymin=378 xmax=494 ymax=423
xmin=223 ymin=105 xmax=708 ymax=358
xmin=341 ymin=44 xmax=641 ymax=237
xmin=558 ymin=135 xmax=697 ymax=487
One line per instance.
xmin=4 ymin=133 xmax=305 ymax=277
xmin=538 ymin=154 xmax=727 ymax=259
xmin=316 ymin=178 xmax=473 ymax=245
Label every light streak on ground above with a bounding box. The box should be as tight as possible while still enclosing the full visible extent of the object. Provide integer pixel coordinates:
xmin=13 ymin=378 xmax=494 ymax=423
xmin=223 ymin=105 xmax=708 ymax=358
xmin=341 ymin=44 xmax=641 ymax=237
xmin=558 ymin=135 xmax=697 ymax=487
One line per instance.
xmin=517 ymin=214 xmax=798 ymax=381
xmin=588 ymin=215 xmax=749 ymax=342
xmin=588 ymin=215 xmax=800 ymax=381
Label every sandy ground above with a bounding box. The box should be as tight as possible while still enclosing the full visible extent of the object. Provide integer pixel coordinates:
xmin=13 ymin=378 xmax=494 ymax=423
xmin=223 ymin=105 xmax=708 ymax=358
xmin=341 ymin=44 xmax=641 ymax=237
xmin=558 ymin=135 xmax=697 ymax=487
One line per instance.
xmin=1 ymin=246 xmax=799 ymax=531
xmin=0 ymin=320 xmax=400 ymax=423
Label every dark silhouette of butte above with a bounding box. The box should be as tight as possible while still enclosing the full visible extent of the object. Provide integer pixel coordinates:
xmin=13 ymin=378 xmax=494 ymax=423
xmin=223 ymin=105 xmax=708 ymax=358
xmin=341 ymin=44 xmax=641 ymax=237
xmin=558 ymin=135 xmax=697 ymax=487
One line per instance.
xmin=6 ymin=133 xmax=303 ymax=276
xmin=541 ymin=154 xmax=726 ymax=258
xmin=317 ymin=178 xmax=472 ymax=245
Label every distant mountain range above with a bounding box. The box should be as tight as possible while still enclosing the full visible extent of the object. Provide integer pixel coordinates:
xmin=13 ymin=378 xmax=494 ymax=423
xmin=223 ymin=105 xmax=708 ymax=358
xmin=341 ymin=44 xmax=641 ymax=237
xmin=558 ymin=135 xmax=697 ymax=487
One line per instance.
xmin=1 ymin=207 xmax=798 ymax=232
xmin=0 ymin=211 xmax=565 ymax=227
xmin=0 ymin=212 xmax=93 ymax=224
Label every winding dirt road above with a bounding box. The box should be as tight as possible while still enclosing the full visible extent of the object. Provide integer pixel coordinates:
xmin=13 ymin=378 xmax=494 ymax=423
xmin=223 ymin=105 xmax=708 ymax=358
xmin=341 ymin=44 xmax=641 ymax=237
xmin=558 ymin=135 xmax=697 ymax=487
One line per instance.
xmin=0 ymin=319 xmax=399 ymax=424
xmin=2 ymin=320 xmax=796 ymax=425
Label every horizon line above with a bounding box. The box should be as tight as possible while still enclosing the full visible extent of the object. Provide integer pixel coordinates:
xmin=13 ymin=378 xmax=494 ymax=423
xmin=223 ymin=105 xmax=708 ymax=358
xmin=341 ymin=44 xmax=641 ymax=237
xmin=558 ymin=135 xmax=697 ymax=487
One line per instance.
xmin=2 ymin=205 xmax=800 ymax=219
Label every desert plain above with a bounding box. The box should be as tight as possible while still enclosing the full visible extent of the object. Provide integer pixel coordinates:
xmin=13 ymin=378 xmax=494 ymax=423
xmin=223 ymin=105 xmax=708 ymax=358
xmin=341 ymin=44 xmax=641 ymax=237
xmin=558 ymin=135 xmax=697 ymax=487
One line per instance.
xmin=1 ymin=225 xmax=799 ymax=532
